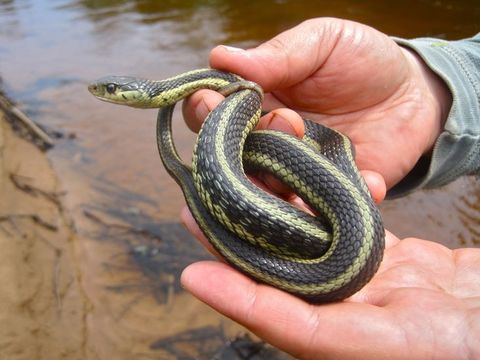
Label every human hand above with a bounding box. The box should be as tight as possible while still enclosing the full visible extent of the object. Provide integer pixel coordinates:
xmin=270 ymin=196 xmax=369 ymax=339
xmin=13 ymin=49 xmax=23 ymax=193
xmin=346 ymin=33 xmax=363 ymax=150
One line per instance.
xmin=183 ymin=17 xmax=452 ymax=190
xmin=179 ymin=18 xmax=471 ymax=359
xmin=181 ymin=228 xmax=480 ymax=359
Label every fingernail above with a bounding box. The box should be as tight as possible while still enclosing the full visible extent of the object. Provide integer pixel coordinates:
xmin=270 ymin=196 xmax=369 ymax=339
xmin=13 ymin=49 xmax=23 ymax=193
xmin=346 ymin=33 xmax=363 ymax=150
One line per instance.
xmin=195 ymin=98 xmax=209 ymax=122
xmin=221 ymin=45 xmax=245 ymax=53
xmin=266 ymin=114 xmax=295 ymax=135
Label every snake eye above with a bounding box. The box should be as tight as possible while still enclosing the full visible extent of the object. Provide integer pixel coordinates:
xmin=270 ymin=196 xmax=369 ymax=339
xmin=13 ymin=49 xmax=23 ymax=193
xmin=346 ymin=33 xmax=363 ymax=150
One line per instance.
xmin=106 ymin=83 xmax=117 ymax=94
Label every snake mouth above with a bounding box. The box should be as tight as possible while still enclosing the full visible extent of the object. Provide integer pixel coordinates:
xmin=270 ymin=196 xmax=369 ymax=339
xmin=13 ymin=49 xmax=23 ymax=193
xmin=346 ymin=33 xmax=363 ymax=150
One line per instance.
xmin=87 ymin=83 xmax=120 ymax=104
xmin=87 ymin=82 xmax=133 ymax=105
xmin=88 ymin=76 xmax=150 ymax=106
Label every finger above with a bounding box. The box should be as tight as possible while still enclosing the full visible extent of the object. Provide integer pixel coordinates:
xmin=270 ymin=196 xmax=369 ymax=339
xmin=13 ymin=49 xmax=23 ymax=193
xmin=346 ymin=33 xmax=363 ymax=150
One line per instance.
xmin=182 ymin=89 xmax=225 ymax=133
xmin=384 ymin=229 xmax=401 ymax=249
xmin=209 ymin=19 xmax=340 ymax=92
xmin=181 ymin=261 xmax=319 ymax=357
xmin=257 ymin=108 xmax=304 ymax=137
xmin=360 ymin=170 xmax=387 ymax=204
xmin=181 ymin=261 xmax=403 ymax=359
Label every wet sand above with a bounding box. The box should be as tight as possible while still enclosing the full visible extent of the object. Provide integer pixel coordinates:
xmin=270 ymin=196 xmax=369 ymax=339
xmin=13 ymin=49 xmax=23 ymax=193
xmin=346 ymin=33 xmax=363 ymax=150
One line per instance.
xmin=0 ymin=100 xmax=87 ymax=359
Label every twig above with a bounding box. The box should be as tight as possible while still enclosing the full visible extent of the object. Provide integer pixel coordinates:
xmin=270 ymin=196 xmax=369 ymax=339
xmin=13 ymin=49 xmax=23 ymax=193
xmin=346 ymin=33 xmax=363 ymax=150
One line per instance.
xmin=0 ymin=93 xmax=54 ymax=147
xmin=83 ymin=209 xmax=162 ymax=241
xmin=9 ymin=173 xmax=65 ymax=207
xmin=9 ymin=105 xmax=54 ymax=148
xmin=0 ymin=214 xmax=58 ymax=231
xmin=0 ymin=223 xmax=14 ymax=236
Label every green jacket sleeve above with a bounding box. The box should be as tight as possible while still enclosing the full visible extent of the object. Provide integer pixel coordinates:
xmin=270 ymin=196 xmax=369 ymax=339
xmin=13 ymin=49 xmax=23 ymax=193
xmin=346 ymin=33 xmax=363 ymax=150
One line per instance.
xmin=387 ymin=34 xmax=480 ymax=198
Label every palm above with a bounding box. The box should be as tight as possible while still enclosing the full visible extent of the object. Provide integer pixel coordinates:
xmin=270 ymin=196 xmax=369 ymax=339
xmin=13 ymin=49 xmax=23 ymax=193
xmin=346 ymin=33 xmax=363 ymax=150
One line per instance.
xmin=350 ymin=236 xmax=479 ymax=359
xmin=181 ymin=232 xmax=480 ymax=359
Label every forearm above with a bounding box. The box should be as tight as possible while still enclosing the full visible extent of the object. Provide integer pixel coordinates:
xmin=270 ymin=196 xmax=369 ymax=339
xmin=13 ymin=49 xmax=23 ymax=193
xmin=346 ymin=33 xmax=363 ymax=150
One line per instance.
xmin=387 ymin=34 xmax=480 ymax=198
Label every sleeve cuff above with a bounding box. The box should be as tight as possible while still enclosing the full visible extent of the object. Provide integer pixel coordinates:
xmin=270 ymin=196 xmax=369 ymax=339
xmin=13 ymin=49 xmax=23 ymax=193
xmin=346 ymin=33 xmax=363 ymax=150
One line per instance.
xmin=387 ymin=35 xmax=480 ymax=198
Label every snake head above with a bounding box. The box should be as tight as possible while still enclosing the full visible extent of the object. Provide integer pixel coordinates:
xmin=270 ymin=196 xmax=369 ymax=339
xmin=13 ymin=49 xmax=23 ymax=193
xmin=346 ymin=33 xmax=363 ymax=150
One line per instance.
xmin=88 ymin=76 xmax=152 ymax=107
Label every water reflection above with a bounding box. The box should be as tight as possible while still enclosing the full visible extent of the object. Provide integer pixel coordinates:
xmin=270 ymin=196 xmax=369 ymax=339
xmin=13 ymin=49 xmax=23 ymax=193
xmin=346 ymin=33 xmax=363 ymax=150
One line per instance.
xmin=380 ymin=177 xmax=480 ymax=249
xmin=65 ymin=0 xmax=480 ymax=40
xmin=0 ymin=0 xmax=28 ymax=39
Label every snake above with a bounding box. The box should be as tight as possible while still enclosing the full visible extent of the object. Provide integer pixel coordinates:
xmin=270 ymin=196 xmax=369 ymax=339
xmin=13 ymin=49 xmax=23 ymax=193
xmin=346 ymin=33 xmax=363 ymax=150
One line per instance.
xmin=88 ymin=68 xmax=385 ymax=303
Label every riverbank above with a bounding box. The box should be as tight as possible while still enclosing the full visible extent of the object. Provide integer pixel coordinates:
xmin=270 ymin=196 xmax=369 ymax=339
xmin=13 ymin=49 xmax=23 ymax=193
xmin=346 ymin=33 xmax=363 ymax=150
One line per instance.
xmin=0 ymin=95 xmax=88 ymax=359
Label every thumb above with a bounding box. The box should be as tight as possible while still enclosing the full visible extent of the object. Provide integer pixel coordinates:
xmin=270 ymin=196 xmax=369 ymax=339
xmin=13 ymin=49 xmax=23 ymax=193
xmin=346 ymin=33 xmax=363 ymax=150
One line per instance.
xmin=209 ymin=18 xmax=341 ymax=92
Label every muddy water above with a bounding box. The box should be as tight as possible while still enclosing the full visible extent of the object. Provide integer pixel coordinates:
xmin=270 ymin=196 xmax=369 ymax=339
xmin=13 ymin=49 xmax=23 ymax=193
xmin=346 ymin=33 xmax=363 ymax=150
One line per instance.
xmin=1 ymin=0 xmax=479 ymax=358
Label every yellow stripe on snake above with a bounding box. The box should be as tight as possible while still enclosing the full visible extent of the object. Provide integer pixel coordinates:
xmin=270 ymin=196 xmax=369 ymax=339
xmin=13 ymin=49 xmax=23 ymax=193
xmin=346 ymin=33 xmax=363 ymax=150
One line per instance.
xmin=88 ymin=68 xmax=385 ymax=303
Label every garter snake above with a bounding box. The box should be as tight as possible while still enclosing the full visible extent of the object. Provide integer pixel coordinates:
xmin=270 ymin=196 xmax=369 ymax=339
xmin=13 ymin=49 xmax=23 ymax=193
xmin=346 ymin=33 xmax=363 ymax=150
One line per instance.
xmin=88 ymin=68 xmax=385 ymax=303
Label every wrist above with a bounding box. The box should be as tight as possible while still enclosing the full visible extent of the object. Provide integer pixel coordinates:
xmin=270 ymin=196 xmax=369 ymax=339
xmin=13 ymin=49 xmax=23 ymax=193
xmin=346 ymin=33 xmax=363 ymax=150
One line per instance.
xmin=400 ymin=47 xmax=452 ymax=155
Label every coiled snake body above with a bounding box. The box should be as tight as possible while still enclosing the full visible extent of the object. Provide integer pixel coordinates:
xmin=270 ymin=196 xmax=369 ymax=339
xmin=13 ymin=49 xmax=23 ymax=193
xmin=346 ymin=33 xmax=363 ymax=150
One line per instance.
xmin=88 ymin=68 xmax=385 ymax=303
